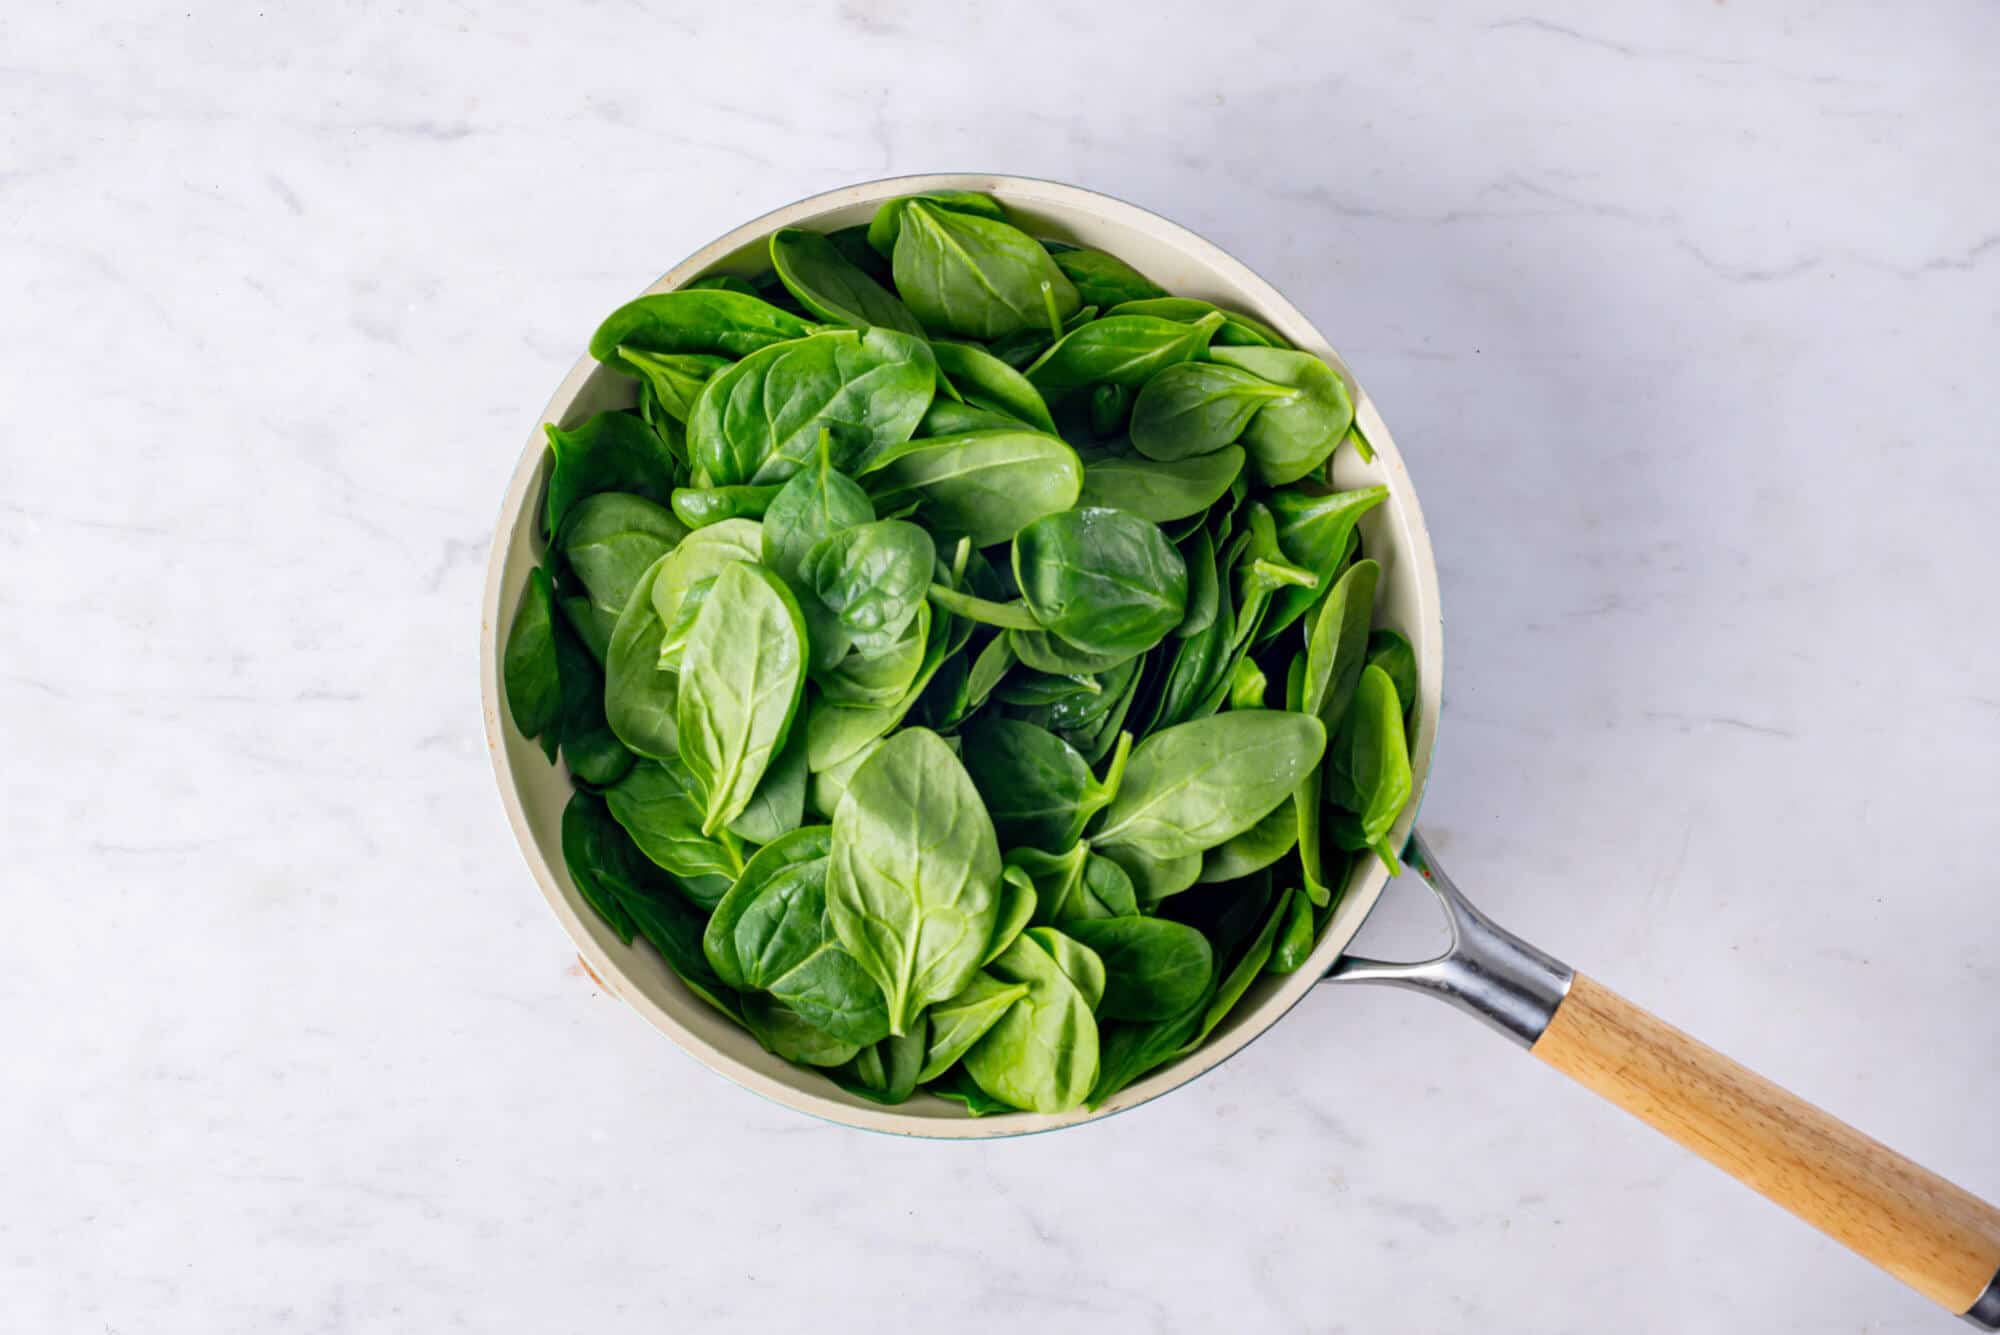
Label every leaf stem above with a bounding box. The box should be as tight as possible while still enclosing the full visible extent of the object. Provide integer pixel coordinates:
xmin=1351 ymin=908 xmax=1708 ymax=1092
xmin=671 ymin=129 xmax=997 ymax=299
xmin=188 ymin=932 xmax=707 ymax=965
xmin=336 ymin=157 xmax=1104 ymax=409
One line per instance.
xmin=927 ymin=583 xmax=1043 ymax=630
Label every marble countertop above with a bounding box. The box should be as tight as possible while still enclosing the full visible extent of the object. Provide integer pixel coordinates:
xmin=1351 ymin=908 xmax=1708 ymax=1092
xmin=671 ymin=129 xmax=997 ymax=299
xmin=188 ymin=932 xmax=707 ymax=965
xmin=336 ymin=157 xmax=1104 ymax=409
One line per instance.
xmin=7 ymin=3 xmax=1996 ymax=1331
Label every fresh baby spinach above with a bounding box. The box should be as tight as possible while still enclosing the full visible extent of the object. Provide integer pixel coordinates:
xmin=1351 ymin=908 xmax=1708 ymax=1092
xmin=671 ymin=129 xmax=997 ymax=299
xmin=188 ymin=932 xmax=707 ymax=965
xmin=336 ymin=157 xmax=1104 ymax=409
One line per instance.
xmin=509 ymin=208 xmax=1419 ymax=1114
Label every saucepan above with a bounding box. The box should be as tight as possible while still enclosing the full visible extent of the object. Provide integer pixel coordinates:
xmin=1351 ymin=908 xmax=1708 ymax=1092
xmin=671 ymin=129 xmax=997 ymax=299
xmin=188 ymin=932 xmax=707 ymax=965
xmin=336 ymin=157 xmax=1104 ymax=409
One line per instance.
xmin=480 ymin=174 xmax=2000 ymax=1324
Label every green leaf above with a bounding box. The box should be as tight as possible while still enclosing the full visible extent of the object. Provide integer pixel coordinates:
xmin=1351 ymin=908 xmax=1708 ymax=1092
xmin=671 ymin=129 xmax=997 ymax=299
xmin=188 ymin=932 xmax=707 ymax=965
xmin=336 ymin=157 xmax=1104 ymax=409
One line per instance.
xmin=688 ymin=327 xmax=936 ymax=486
xmin=1091 ymin=711 xmax=1326 ymax=861
xmin=802 ymin=520 xmax=936 ymax=657
xmin=503 ymin=567 xmax=562 ymax=750
xmin=769 ymin=226 xmax=925 ymax=335
xmin=1014 ymin=508 xmax=1187 ymax=659
xmin=602 ymin=553 xmax=681 ymax=760
xmin=1106 ymin=296 xmax=1290 ymax=348
xmin=865 ymin=191 xmax=1008 ymax=256
xmin=1263 ymin=485 xmax=1387 ymax=640
xmin=555 ymin=493 xmax=687 ymax=653
xmin=553 ymin=615 xmax=634 ymax=788
xmin=918 ymin=975 xmax=1030 ymax=1084
xmin=1065 ymin=917 xmax=1214 ymax=1021
xmin=704 ymin=826 xmax=832 ymax=988
xmin=1208 ymin=346 xmax=1356 ymax=487
xmin=676 ymin=562 xmax=808 ymax=836
xmin=671 ymin=483 xmax=782 ymax=530
xmin=543 ymin=411 xmax=680 ymax=536
xmin=590 ymin=288 xmax=817 ymax=370
xmin=619 ymin=350 xmax=730 ymax=423
xmin=1130 ymin=361 xmax=1298 ymax=461
xmin=826 ymin=729 xmax=1003 ymax=1035
xmin=1049 ymin=248 xmax=1168 ymax=307
xmin=891 ymin=201 xmax=1080 ymax=340
xmin=963 ymin=927 xmax=1103 ymax=1112
xmin=604 ymin=757 xmax=746 ymax=892
xmin=1025 ymin=311 xmax=1222 ymax=392
xmin=871 ymin=430 xmax=1082 ymax=547
xmin=930 ymin=339 xmax=1058 ymax=435
xmin=1325 ymin=664 xmax=1413 ymax=863
xmin=1077 ymin=446 xmax=1245 ymax=524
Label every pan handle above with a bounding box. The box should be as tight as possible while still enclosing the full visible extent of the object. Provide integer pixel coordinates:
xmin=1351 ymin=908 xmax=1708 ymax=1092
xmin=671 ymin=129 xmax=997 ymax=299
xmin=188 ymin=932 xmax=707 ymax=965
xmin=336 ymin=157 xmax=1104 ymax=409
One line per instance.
xmin=1324 ymin=829 xmax=2000 ymax=1327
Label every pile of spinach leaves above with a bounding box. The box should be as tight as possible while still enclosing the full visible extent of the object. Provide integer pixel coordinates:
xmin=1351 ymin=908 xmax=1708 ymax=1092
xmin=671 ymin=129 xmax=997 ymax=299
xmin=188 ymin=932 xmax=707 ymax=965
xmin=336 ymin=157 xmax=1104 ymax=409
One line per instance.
xmin=505 ymin=193 xmax=1415 ymax=1114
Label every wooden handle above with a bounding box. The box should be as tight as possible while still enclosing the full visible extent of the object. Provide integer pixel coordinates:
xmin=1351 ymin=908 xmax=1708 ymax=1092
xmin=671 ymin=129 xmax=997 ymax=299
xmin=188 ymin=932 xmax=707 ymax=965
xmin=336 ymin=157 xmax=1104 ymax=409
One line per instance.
xmin=1532 ymin=973 xmax=2000 ymax=1315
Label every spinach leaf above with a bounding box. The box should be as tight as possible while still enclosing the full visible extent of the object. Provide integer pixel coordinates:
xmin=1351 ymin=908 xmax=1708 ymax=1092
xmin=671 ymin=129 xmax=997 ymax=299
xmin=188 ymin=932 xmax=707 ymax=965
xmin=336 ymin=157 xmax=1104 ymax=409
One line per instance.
xmin=590 ymin=288 xmax=817 ymax=370
xmin=1050 ymin=248 xmax=1168 ymax=307
xmin=1096 ymin=842 xmax=1202 ymax=908
xmin=620 ymin=349 xmax=730 ymax=423
xmin=1177 ymin=530 xmax=1219 ymax=638
xmin=891 ymin=201 xmax=1081 ymax=340
xmin=802 ymin=519 xmax=935 ymax=656
xmin=555 ymin=492 xmax=686 ymax=654
xmin=1367 ymin=628 xmax=1419 ymax=717
xmin=727 ymin=722 xmax=808 ymax=846
xmin=1324 ymin=663 xmax=1412 ymax=871
xmin=836 ymin=1027 xmax=928 ymax=1105
xmin=677 ymin=562 xmax=808 ymax=836
xmin=740 ymin=994 xmax=862 ymax=1068
xmin=703 ymin=825 xmax=832 ymax=988
xmin=1263 ymin=485 xmax=1386 ymax=639
xmin=769 ymin=226 xmax=925 ymax=335
xmin=918 ymin=400 xmax=1028 ymax=437
xmin=805 ymin=596 xmax=957 ymax=772
xmin=1024 ymin=311 xmax=1222 ymax=392
xmin=1299 ymin=559 xmax=1381 ymax=734
xmin=1064 ymin=917 xmax=1214 ymax=1021
xmin=671 ymin=483 xmax=782 ymax=530
xmin=1006 ymin=842 xmax=1140 ymax=924
xmin=647 ymin=519 xmax=762 ymax=667
xmin=984 ymin=301 xmax=1098 ymax=370
xmin=1005 ymin=629 xmax=1134 ymax=678
xmin=918 ymin=975 xmax=1030 ymax=1084
xmin=984 ymin=866 xmax=1039 ymax=966
xmin=761 ymin=437 xmax=876 ymax=671
xmin=1091 ymin=710 xmax=1326 ymax=860
xmin=1088 ymin=383 xmax=1131 ymax=439
xmin=963 ymin=927 xmax=1103 ymax=1112
xmin=871 ymin=430 xmax=1082 ymax=547
xmin=559 ymin=789 xmax=641 ymax=943
xmin=1130 ymin=362 xmax=1298 ymax=461
xmin=929 ymin=339 xmax=1058 ymax=435
xmin=1268 ymin=889 xmax=1317 ymax=974
xmin=1078 ymin=446 xmax=1245 ymax=524
xmin=1106 ymin=296 xmax=1289 ymax=348
xmin=1199 ymin=794 xmax=1298 ymax=883
xmin=554 ymin=615 xmax=635 ymax=788
xmin=928 ymin=1067 xmax=1017 ymax=1116
xmin=602 ymin=554 xmax=681 ymax=760
xmin=865 ymin=191 xmax=1008 ymax=256
xmin=504 ymin=566 xmax=562 ymax=754
xmin=728 ymin=847 xmax=890 ymax=1045
xmin=1088 ymin=994 xmax=1209 ymax=1107
xmin=1208 ymin=346 xmax=1356 ymax=487
xmin=817 ymin=604 xmax=929 ymax=707
xmin=688 ymin=328 xmax=935 ymax=486
xmin=1014 ymin=508 xmax=1187 ymax=658
xmin=826 ymin=728 xmax=1002 ymax=1034
xmin=605 ymin=757 xmax=746 ymax=893
xmin=960 ymin=718 xmax=1123 ymax=853
xmin=543 ymin=411 xmax=680 ymax=536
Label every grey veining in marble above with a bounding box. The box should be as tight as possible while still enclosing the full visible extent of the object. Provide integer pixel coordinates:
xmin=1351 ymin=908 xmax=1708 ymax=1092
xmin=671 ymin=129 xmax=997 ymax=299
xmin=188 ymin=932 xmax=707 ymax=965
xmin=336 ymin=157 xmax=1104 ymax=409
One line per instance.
xmin=4 ymin=3 xmax=1996 ymax=1331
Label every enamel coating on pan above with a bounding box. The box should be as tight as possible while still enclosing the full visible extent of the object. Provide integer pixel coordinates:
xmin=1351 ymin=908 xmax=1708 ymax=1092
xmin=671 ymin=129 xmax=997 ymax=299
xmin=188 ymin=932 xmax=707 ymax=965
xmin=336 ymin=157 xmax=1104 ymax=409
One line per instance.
xmin=479 ymin=174 xmax=1444 ymax=1137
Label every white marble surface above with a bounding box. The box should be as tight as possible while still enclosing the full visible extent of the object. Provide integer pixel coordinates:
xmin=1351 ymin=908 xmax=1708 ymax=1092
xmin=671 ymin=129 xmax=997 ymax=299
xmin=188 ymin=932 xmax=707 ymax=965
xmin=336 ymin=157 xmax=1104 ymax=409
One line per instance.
xmin=5 ymin=3 xmax=1996 ymax=1330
